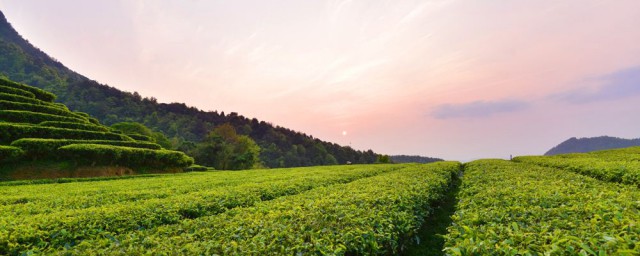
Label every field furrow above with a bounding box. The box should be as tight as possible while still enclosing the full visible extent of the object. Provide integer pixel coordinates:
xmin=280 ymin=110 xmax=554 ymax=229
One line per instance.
xmin=65 ymin=162 xmax=461 ymax=255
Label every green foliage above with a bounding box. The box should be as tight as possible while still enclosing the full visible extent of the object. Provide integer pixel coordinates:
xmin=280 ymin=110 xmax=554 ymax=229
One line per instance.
xmin=192 ymin=123 xmax=261 ymax=170
xmin=72 ymin=111 xmax=101 ymax=124
xmin=110 ymin=122 xmax=172 ymax=147
xmin=0 ymin=110 xmax=88 ymax=124
xmin=0 ymin=123 xmax=132 ymax=144
xmin=0 ymin=12 xmax=80 ymax=97
xmin=56 ymin=79 xmax=382 ymax=168
xmin=87 ymin=116 xmax=101 ymax=125
xmin=0 ymin=77 xmax=189 ymax=174
xmin=111 ymin=121 xmax=154 ymax=137
xmin=38 ymin=121 xmax=109 ymax=132
xmin=403 ymin=173 xmax=461 ymax=255
xmin=124 ymin=133 xmax=155 ymax=142
xmin=0 ymin=77 xmax=56 ymax=102
xmin=58 ymin=144 xmax=193 ymax=168
xmin=0 ymin=84 xmax=35 ymax=98
xmin=444 ymin=159 xmax=640 ymax=255
xmin=67 ymin=162 xmax=460 ymax=255
xmin=0 ymin=92 xmax=44 ymax=105
xmin=152 ymin=131 xmax=173 ymax=149
xmin=54 ymin=103 xmax=70 ymax=110
xmin=0 ymin=145 xmax=23 ymax=162
xmin=390 ymin=155 xmax=443 ymax=163
xmin=514 ymin=146 xmax=640 ymax=186
xmin=376 ymin=154 xmax=392 ymax=163
xmin=183 ymin=164 xmax=209 ymax=172
xmin=0 ymin=173 xmax=169 ymax=186
xmin=0 ymin=164 xmax=406 ymax=253
xmin=72 ymin=111 xmax=90 ymax=118
xmin=0 ymin=100 xmax=88 ymax=120
xmin=10 ymin=138 xmax=162 ymax=160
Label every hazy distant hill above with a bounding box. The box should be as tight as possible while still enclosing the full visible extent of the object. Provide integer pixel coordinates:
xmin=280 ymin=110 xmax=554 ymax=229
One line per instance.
xmin=0 ymin=10 xmax=385 ymax=167
xmin=544 ymin=136 xmax=640 ymax=155
xmin=390 ymin=155 xmax=443 ymax=163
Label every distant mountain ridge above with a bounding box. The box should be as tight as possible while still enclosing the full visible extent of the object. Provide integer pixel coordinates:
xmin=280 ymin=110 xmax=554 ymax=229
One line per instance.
xmin=0 ymin=10 xmax=387 ymax=167
xmin=544 ymin=136 xmax=640 ymax=155
xmin=390 ymin=155 xmax=443 ymax=164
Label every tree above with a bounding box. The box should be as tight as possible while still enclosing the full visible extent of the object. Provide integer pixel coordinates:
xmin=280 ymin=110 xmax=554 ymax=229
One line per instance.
xmin=231 ymin=135 xmax=261 ymax=169
xmin=152 ymin=131 xmax=173 ymax=149
xmin=376 ymin=154 xmax=392 ymax=164
xmin=192 ymin=123 xmax=261 ymax=170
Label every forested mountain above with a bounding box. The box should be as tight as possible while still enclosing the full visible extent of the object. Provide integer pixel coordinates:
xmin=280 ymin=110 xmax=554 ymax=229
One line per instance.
xmin=0 ymin=12 xmax=85 ymax=96
xmin=0 ymin=10 xmax=379 ymax=167
xmin=544 ymin=136 xmax=640 ymax=156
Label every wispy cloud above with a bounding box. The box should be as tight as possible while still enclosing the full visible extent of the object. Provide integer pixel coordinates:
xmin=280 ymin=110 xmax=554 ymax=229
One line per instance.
xmin=326 ymin=0 xmax=355 ymax=23
xmin=551 ymin=66 xmax=640 ymax=104
xmin=398 ymin=2 xmax=429 ymax=26
xmin=327 ymin=59 xmax=388 ymax=85
xmin=432 ymin=99 xmax=529 ymax=119
xmin=397 ymin=0 xmax=452 ymax=27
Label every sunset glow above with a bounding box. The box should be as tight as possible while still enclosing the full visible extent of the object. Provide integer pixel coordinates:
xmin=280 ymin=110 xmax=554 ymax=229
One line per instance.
xmin=1 ymin=0 xmax=639 ymax=160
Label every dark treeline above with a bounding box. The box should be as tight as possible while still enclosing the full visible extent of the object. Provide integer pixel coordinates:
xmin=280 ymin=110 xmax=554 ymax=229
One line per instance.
xmin=390 ymin=155 xmax=443 ymax=164
xmin=0 ymin=11 xmax=379 ymax=167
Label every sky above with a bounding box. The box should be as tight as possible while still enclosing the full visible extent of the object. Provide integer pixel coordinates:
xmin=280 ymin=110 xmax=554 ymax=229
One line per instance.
xmin=1 ymin=0 xmax=639 ymax=161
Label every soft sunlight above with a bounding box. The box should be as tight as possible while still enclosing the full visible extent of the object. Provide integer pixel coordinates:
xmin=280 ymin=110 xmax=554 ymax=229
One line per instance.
xmin=1 ymin=2 xmax=639 ymax=254
xmin=1 ymin=0 xmax=639 ymax=160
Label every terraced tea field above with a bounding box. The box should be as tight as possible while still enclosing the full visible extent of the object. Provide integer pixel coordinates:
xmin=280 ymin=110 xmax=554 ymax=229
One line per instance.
xmin=2 ymin=147 xmax=640 ymax=255
xmin=0 ymin=162 xmax=460 ymax=255
xmin=0 ymin=77 xmax=193 ymax=178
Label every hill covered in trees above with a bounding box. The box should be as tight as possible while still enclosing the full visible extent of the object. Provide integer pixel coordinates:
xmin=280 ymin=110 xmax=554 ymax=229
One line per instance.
xmin=544 ymin=136 xmax=640 ymax=155
xmin=0 ymin=10 xmax=384 ymax=168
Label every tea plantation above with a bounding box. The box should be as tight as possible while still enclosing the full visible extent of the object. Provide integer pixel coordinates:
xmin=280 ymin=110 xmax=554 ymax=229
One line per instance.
xmin=1 ymin=77 xmax=639 ymax=255
xmin=0 ymin=77 xmax=193 ymax=178
xmin=444 ymin=159 xmax=639 ymax=255
xmin=0 ymin=162 xmax=461 ymax=255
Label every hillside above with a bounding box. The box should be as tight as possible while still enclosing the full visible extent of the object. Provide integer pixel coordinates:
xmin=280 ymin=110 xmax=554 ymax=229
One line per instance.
xmin=0 ymin=77 xmax=193 ymax=180
xmin=544 ymin=136 xmax=640 ymax=155
xmin=0 ymin=10 xmax=382 ymax=168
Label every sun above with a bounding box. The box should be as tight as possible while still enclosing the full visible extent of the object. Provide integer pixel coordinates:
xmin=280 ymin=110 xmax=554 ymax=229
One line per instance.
xmin=342 ymin=131 xmax=347 ymax=136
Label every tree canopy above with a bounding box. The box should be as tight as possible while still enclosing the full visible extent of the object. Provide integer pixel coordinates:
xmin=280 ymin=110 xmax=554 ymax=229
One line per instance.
xmin=192 ymin=123 xmax=260 ymax=170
